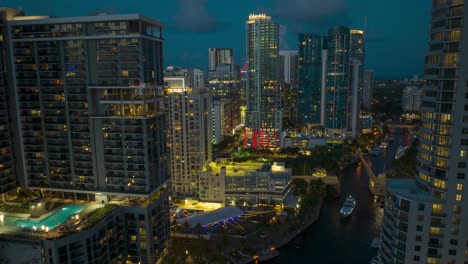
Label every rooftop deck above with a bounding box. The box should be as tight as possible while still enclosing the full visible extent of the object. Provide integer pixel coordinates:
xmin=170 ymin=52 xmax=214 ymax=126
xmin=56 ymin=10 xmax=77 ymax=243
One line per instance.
xmin=0 ymin=201 xmax=116 ymax=240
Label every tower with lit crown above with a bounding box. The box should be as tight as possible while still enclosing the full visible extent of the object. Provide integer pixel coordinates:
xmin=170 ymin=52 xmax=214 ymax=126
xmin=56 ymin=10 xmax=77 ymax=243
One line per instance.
xmin=244 ymin=14 xmax=281 ymax=148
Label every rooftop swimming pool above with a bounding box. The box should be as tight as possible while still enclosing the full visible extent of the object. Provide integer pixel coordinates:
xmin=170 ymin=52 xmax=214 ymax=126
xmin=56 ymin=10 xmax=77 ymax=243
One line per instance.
xmin=4 ymin=204 xmax=86 ymax=230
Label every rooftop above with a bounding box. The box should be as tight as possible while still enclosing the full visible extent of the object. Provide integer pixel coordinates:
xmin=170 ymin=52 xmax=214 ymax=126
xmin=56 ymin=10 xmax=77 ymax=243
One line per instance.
xmin=387 ymin=179 xmax=442 ymax=204
xmin=0 ymin=201 xmax=116 ymax=240
xmin=204 ymin=159 xmax=288 ymax=177
xmin=177 ymin=206 xmax=244 ymax=227
xmin=8 ymin=13 xmax=162 ymax=27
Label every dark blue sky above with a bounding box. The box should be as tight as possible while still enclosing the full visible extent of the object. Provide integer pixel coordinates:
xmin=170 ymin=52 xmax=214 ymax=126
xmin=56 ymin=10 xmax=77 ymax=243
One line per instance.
xmin=4 ymin=0 xmax=431 ymax=79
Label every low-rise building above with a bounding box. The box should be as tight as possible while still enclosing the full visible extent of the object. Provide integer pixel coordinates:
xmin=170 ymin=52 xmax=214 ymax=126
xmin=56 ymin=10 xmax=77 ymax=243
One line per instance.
xmin=200 ymin=159 xmax=292 ymax=205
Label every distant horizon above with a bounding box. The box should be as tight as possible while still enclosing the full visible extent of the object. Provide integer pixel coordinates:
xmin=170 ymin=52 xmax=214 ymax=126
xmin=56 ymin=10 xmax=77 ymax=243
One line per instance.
xmin=4 ymin=0 xmax=431 ymax=79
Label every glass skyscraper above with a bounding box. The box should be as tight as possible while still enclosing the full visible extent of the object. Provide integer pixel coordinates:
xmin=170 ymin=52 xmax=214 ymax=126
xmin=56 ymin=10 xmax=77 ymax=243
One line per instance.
xmin=325 ymin=26 xmax=350 ymax=136
xmin=245 ymin=14 xmax=281 ymax=148
xmin=297 ymin=34 xmax=325 ymax=125
xmin=380 ymin=1 xmax=468 ymax=263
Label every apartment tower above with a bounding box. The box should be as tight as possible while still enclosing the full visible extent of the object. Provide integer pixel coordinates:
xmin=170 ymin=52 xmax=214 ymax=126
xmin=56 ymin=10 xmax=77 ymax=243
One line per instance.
xmin=380 ymin=1 xmax=468 ymax=263
xmin=0 ymin=9 xmax=170 ymax=264
xmin=244 ymin=14 xmax=281 ymax=148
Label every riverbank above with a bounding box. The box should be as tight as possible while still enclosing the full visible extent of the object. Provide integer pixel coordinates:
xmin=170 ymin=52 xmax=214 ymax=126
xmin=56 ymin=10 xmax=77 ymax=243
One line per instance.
xmin=224 ymin=196 xmax=325 ymax=264
xmin=253 ymin=196 xmax=324 ymax=263
xmin=163 ymin=196 xmax=325 ymax=264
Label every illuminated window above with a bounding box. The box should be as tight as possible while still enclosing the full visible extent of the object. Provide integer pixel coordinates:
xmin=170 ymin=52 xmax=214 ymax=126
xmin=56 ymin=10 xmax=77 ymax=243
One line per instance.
xmin=130 ymin=235 xmax=137 ymax=241
xmin=460 ymin=150 xmax=467 ymax=157
xmin=457 ymin=183 xmax=463 ymax=191
xmin=430 ymin=227 xmax=440 ymax=235
xmin=456 ymin=194 xmax=462 ymax=201
xmin=122 ymin=70 xmax=129 ymax=77
xmin=432 ymin=204 xmax=443 ymax=214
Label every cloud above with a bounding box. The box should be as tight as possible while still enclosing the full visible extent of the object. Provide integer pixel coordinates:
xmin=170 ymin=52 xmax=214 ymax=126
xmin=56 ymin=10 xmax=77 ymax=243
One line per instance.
xmin=172 ymin=0 xmax=227 ymax=33
xmin=272 ymin=0 xmax=345 ymax=21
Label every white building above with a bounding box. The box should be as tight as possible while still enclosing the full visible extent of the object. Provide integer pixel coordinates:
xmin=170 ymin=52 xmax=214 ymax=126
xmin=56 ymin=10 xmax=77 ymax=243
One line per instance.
xmin=200 ymin=159 xmax=292 ymax=205
xmin=380 ymin=2 xmax=468 ymax=263
xmin=165 ymin=77 xmax=212 ymax=198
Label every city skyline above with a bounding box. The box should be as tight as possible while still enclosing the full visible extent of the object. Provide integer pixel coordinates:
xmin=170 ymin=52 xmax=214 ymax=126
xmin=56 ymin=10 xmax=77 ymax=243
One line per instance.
xmin=3 ymin=0 xmax=431 ymax=79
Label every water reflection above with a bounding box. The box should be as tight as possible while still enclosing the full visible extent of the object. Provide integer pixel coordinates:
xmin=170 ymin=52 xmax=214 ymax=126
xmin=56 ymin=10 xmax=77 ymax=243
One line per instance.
xmin=271 ymin=133 xmax=411 ymax=264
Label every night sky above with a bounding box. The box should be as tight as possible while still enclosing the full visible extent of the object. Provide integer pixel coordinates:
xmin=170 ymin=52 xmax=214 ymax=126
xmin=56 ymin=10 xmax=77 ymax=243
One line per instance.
xmin=4 ymin=0 xmax=431 ymax=79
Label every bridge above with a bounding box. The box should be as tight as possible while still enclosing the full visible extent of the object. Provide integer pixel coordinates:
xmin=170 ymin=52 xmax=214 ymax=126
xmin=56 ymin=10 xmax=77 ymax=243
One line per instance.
xmin=357 ymin=152 xmax=386 ymax=197
xmin=385 ymin=124 xmax=417 ymax=134
xmin=292 ymin=173 xmax=340 ymax=190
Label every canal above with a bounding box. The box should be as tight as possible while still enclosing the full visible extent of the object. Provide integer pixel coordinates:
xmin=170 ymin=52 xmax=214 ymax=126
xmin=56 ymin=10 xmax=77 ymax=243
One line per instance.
xmin=269 ymin=131 xmax=413 ymax=264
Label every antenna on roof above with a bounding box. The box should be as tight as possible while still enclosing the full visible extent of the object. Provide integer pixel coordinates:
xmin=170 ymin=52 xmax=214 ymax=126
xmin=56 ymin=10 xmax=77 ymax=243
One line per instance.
xmin=364 ymin=16 xmax=367 ymax=41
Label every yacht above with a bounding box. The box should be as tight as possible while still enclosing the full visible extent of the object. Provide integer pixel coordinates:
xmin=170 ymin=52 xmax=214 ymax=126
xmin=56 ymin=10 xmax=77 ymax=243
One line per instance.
xmin=340 ymin=195 xmax=356 ymax=218
xmin=395 ymin=145 xmax=405 ymax=159
xmin=370 ymin=147 xmax=381 ymax=156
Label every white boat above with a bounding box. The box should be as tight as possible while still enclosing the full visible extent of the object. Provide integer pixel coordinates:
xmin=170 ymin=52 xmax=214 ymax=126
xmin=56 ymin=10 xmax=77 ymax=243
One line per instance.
xmin=379 ymin=142 xmax=388 ymax=149
xmin=371 ymin=237 xmax=380 ymax=248
xmin=370 ymin=147 xmax=381 ymax=156
xmin=395 ymin=145 xmax=405 ymax=159
xmin=340 ymin=195 xmax=356 ymax=217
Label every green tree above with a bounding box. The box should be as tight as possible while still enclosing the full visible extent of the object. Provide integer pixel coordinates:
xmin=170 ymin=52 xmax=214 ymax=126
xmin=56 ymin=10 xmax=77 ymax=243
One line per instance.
xmin=291 ymin=178 xmax=308 ymax=197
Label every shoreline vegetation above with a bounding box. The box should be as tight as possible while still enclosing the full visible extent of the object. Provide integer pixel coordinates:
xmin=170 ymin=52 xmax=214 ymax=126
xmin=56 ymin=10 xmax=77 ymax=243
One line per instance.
xmin=163 ymin=180 xmax=326 ymax=264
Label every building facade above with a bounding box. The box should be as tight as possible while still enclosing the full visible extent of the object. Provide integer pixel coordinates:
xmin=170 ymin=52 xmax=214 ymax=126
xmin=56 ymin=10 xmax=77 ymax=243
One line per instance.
xmin=208 ymin=48 xmax=234 ymax=80
xmin=297 ymin=34 xmax=326 ymax=125
xmin=348 ymin=29 xmax=365 ymax=138
xmin=380 ymin=1 xmax=468 ymax=263
xmin=402 ymin=86 xmax=423 ymax=112
xmin=0 ymin=9 xmax=18 ymax=195
xmin=244 ymin=14 xmax=281 ymax=148
xmin=165 ymin=77 xmax=212 ymax=198
xmin=0 ymin=10 xmax=170 ymax=264
xmin=200 ymin=159 xmax=292 ymax=205
xmin=325 ymin=26 xmax=351 ymax=137
xmin=279 ymin=50 xmax=298 ymax=125
xmin=211 ymin=97 xmax=240 ymax=144
xmin=363 ymin=70 xmax=375 ymax=111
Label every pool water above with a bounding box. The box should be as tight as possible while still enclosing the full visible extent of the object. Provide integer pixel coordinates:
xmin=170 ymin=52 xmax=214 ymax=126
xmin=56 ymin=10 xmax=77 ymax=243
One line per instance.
xmin=15 ymin=204 xmax=86 ymax=229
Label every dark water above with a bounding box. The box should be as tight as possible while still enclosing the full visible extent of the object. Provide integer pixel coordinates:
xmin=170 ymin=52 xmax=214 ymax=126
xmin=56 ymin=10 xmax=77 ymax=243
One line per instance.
xmin=269 ymin=132 xmax=412 ymax=264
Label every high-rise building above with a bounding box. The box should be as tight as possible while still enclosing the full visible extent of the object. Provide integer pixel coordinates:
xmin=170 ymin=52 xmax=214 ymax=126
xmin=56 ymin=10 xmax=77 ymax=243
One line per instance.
xmin=402 ymin=86 xmax=423 ymax=112
xmin=279 ymin=50 xmax=298 ymax=84
xmin=164 ymin=66 xmax=205 ymax=91
xmin=244 ymin=14 xmax=281 ymax=148
xmin=208 ymin=48 xmax=234 ymax=80
xmin=297 ymin=34 xmax=326 ymax=125
xmin=192 ymin=68 xmax=206 ymax=90
xmin=325 ymin=26 xmax=350 ymax=138
xmin=0 ymin=10 xmax=170 ymax=264
xmin=363 ymin=70 xmax=375 ymax=111
xmin=379 ymin=1 xmax=468 ymax=263
xmin=165 ymin=77 xmax=212 ymax=198
xmin=0 ymin=9 xmax=19 ymax=194
xmin=349 ymin=29 xmax=365 ymax=137
xmin=211 ymin=97 xmax=240 ymax=144
xmin=279 ymin=50 xmax=298 ymax=125
xmin=207 ymin=48 xmax=240 ymax=100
